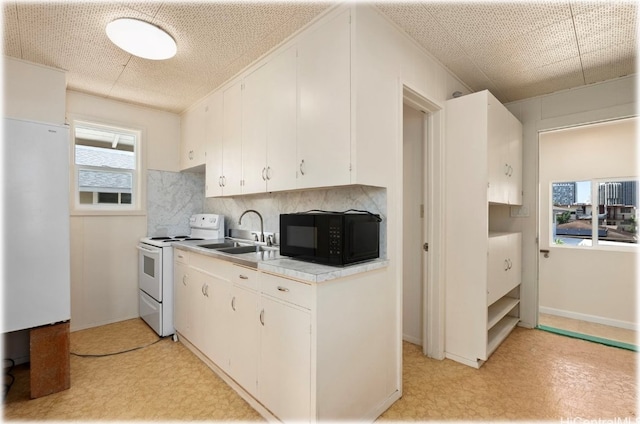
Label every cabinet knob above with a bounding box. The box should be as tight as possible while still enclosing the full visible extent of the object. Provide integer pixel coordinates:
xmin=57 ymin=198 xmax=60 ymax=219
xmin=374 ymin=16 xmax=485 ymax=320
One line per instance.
xmin=259 ymin=309 xmax=265 ymax=326
xmin=277 ymin=286 xmax=289 ymax=292
xmin=183 ymin=275 xmax=188 ymax=285
xmin=189 ymin=150 xmax=194 ymax=160
xmin=239 ymin=274 xmax=249 ymax=280
xmin=262 ymin=167 xmax=267 ymax=181
xmin=231 ymin=296 xmax=236 ymax=311
xmin=299 ymin=159 xmax=306 ymax=176
xmin=266 ymin=166 xmax=272 ymax=180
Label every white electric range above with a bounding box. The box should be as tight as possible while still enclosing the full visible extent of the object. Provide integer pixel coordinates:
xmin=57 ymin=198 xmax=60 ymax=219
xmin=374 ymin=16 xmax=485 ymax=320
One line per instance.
xmin=137 ymin=214 xmax=225 ymax=336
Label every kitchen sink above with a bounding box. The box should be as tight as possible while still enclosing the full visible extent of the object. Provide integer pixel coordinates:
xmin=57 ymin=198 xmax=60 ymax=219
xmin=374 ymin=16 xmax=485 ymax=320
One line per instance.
xmin=199 ymin=241 xmax=242 ymax=249
xmin=216 ymin=245 xmax=276 ymax=255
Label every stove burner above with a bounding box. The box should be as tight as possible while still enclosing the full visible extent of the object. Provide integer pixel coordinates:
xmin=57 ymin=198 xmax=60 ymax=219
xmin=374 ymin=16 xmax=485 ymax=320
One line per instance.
xmin=172 ymin=235 xmax=190 ymax=239
xmin=150 ymin=237 xmax=172 ymax=240
xmin=185 ymin=238 xmax=204 ymax=241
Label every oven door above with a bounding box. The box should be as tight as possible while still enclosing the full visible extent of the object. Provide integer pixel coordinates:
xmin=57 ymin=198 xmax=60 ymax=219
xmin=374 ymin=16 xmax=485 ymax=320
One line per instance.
xmin=137 ymin=243 xmax=162 ymax=302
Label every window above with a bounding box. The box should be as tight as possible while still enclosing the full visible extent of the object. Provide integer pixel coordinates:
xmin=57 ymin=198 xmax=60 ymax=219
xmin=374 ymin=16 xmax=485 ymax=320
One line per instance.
xmin=72 ymin=120 xmax=142 ymax=212
xmin=551 ymin=179 xmax=638 ymax=248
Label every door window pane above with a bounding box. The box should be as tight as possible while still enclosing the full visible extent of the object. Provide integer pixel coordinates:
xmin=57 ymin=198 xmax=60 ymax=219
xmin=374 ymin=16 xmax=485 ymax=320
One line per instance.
xmin=552 ymin=181 xmax=592 ymax=246
xmin=552 ymin=180 xmax=638 ymax=247
xmin=597 ymin=180 xmax=638 ymax=245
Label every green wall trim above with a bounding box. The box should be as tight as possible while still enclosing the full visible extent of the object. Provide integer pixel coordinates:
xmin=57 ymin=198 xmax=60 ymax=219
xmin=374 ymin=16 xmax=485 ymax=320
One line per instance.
xmin=537 ymin=325 xmax=637 ymax=352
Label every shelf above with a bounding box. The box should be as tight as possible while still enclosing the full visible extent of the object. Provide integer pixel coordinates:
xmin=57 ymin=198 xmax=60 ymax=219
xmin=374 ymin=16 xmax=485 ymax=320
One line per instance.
xmin=487 ymin=316 xmax=519 ymax=356
xmin=487 ymin=296 xmax=519 ymax=330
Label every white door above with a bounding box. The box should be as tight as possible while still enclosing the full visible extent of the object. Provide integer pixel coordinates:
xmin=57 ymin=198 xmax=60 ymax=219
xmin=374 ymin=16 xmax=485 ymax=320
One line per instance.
xmin=402 ymin=104 xmax=425 ymax=346
xmin=538 ymin=118 xmax=637 ymax=330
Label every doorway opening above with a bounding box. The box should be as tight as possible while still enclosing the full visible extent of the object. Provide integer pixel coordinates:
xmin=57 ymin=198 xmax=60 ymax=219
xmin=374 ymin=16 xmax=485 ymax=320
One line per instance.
xmin=537 ymin=117 xmax=638 ymax=350
xmin=402 ymin=103 xmax=426 ymax=347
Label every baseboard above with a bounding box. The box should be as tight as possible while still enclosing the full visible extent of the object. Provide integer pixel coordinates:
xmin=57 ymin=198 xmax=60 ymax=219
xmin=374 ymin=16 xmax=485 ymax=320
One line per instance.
xmin=539 ymin=307 xmax=637 ymax=331
xmin=402 ymin=334 xmax=423 ymax=346
xmin=70 ymin=315 xmax=140 ymax=332
xmin=444 ymin=352 xmax=482 ymax=369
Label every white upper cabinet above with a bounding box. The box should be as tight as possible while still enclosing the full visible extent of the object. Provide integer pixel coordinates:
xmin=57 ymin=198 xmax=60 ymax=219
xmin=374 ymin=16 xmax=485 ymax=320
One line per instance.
xmin=241 ymin=45 xmax=298 ymax=194
xmin=205 ymin=91 xmax=224 ymax=197
xmin=264 ymin=46 xmax=298 ymax=193
xmin=222 ymin=81 xmax=244 ymax=196
xmin=180 ymin=100 xmax=207 ymax=170
xmin=486 ymin=93 xmax=523 ymax=205
xmin=241 ymin=63 xmax=269 ymax=195
xmin=297 ymin=9 xmax=351 ymax=189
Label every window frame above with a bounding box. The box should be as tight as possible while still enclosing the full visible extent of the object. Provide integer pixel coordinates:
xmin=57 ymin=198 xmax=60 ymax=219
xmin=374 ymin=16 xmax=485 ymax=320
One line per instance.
xmin=549 ymin=177 xmax=638 ymax=251
xmin=69 ymin=117 xmax=146 ymax=216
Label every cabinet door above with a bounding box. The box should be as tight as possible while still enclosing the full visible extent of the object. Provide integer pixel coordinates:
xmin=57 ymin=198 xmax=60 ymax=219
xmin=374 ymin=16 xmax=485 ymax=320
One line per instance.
xmin=297 ymin=9 xmax=351 ymax=189
xmin=487 ymin=96 xmax=509 ymax=204
xmin=487 ymin=233 xmax=521 ymax=306
xmin=506 ymin=114 xmax=523 ymax=205
xmin=189 ymin=268 xmax=208 ymax=349
xmin=265 ymin=45 xmax=297 ymax=192
xmin=222 ymin=82 xmax=243 ymax=196
xmin=173 ymin=261 xmax=190 ymax=337
xmin=201 ymin=273 xmax=231 ymax=369
xmin=205 ymin=91 xmax=224 ymax=197
xmin=259 ymin=295 xmax=311 ymax=421
xmin=181 ymin=103 xmax=206 ymax=170
xmin=242 ymin=64 xmax=268 ymax=195
xmin=228 ymin=285 xmax=259 ymax=397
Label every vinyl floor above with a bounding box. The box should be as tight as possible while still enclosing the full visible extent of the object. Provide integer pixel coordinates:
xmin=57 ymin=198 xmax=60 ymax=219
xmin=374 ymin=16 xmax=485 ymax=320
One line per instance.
xmin=3 ymin=318 xmax=637 ymax=421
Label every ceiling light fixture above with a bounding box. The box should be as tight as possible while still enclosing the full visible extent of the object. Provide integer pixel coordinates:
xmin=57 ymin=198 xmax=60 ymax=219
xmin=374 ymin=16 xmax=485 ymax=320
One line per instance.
xmin=106 ymin=18 xmax=176 ymax=60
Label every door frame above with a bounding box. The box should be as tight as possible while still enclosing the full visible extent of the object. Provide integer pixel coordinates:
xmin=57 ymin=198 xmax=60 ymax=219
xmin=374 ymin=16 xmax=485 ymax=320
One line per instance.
xmin=401 ymin=84 xmax=445 ymax=359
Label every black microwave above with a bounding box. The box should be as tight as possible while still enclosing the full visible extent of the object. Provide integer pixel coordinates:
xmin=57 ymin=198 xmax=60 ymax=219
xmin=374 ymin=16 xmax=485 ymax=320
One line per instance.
xmin=279 ymin=210 xmax=381 ymax=266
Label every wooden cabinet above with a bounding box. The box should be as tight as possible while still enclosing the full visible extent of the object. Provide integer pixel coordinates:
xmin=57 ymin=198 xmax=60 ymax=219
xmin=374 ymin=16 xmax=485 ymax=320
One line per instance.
xmin=297 ymin=9 xmax=351 ymax=189
xmin=444 ymin=90 xmax=523 ymax=368
xmin=180 ymin=101 xmax=207 ymax=170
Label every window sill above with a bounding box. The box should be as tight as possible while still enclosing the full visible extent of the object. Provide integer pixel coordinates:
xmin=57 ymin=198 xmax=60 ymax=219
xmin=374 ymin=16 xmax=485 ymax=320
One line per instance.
xmin=70 ymin=208 xmax=146 ymax=217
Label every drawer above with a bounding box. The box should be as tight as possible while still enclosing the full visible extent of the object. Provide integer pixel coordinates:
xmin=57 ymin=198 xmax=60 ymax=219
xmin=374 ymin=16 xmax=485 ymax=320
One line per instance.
xmin=190 ymin=253 xmax=234 ymax=280
xmin=260 ymin=272 xmax=311 ymax=310
xmin=174 ymin=249 xmax=189 ymax=264
xmin=232 ymin=265 xmax=259 ymax=291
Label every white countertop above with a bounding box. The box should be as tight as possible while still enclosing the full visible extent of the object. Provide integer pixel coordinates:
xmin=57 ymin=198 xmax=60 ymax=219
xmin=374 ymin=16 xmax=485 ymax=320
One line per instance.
xmin=172 ymin=238 xmax=389 ymax=284
xmin=258 ymin=258 xmax=389 ymax=283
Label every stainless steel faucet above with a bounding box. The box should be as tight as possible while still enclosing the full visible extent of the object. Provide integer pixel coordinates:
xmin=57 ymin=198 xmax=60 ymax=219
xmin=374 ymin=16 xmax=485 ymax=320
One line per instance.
xmin=238 ymin=209 xmax=264 ymax=243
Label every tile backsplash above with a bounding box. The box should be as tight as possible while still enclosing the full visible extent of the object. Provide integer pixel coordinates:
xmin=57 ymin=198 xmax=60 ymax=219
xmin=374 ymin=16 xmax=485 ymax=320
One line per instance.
xmin=146 ymin=170 xmax=387 ymax=257
xmin=147 ymin=170 xmax=205 ymax=236
xmin=205 ymin=185 xmax=387 ymax=257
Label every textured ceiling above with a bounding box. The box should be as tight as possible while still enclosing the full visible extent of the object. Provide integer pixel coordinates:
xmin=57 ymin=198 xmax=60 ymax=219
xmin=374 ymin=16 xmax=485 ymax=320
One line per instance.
xmin=2 ymin=1 xmax=636 ymax=114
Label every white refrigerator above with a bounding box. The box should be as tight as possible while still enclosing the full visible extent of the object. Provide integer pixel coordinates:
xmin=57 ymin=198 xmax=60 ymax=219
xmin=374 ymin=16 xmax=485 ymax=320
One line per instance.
xmin=3 ymin=117 xmax=71 ymax=333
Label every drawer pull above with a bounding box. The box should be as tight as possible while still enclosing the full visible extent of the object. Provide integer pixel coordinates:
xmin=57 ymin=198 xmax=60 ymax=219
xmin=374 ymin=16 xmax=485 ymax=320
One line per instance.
xmin=231 ymin=296 xmax=236 ymax=311
xmin=277 ymin=286 xmax=289 ymax=292
xmin=239 ymin=275 xmax=249 ymax=280
xmin=259 ymin=309 xmax=265 ymax=326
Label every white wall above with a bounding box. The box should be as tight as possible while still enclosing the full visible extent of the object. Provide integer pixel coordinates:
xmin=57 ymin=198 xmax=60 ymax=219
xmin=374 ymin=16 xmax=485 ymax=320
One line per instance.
xmin=4 ymin=57 xmax=66 ymax=125
xmin=504 ymin=75 xmax=637 ymax=328
xmin=352 ymin=5 xmax=469 ymax=360
xmin=66 ymin=91 xmax=181 ymax=331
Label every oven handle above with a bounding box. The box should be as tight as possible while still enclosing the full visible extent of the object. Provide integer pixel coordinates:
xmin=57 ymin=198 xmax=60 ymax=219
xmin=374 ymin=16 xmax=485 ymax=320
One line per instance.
xmin=137 ymin=244 xmax=160 ymax=254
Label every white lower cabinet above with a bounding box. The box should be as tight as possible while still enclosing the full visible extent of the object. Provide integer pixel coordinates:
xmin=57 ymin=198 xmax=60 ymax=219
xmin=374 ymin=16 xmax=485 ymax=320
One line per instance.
xmin=174 ymin=251 xmax=396 ymax=422
xmin=227 ymin=283 xmax=259 ymax=397
xmin=259 ymin=294 xmax=311 ymax=421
